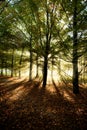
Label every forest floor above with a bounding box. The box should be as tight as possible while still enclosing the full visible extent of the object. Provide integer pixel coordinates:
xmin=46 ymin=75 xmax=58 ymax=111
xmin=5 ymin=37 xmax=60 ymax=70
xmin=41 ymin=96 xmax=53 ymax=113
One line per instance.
xmin=0 ymin=76 xmax=87 ymax=130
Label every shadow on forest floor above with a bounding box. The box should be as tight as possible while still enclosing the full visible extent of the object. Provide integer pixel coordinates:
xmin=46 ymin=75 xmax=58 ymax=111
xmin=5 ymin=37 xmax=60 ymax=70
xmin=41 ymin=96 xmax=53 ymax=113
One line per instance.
xmin=0 ymin=76 xmax=87 ymax=130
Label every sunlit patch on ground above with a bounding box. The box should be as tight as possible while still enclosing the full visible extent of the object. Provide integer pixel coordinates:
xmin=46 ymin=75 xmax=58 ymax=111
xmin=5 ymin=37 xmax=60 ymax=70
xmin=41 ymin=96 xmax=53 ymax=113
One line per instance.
xmin=63 ymin=91 xmax=75 ymax=102
xmin=46 ymin=84 xmax=56 ymax=93
xmin=9 ymin=86 xmax=25 ymax=101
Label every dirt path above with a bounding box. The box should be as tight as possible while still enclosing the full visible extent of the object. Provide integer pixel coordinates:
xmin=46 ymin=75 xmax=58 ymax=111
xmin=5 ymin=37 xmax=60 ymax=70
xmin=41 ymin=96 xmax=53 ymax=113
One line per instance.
xmin=0 ymin=76 xmax=87 ymax=130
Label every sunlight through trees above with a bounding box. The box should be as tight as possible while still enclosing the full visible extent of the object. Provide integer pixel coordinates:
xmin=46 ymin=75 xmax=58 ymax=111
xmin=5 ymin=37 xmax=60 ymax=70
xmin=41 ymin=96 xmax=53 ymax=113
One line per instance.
xmin=0 ymin=0 xmax=87 ymax=93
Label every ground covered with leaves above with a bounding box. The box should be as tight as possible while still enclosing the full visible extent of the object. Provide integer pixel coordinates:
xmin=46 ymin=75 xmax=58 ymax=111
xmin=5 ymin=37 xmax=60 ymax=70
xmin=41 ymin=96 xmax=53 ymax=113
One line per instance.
xmin=0 ymin=76 xmax=87 ymax=130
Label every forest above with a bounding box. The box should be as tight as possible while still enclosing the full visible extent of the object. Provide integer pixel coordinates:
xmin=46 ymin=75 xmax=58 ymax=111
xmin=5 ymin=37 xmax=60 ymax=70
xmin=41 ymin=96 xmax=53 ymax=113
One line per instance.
xmin=0 ymin=0 xmax=87 ymax=130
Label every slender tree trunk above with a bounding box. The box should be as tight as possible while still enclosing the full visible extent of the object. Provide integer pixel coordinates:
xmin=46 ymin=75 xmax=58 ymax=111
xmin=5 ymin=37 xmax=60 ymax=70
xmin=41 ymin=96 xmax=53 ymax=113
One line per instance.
xmin=19 ymin=47 xmax=24 ymax=78
xmin=72 ymin=0 xmax=79 ymax=94
xmin=80 ymin=56 xmax=83 ymax=83
xmin=36 ymin=53 xmax=39 ymax=77
xmin=51 ymin=56 xmax=54 ymax=80
xmin=29 ymin=35 xmax=33 ymax=81
xmin=42 ymin=54 xmax=48 ymax=87
xmin=5 ymin=61 xmax=7 ymax=76
xmin=1 ymin=60 xmax=3 ymax=76
xmin=83 ymin=55 xmax=86 ymax=83
xmin=5 ymin=51 xmax=8 ymax=76
xmin=58 ymin=57 xmax=61 ymax=80
xmin=11 ymin=48 xmax=14 ymax=77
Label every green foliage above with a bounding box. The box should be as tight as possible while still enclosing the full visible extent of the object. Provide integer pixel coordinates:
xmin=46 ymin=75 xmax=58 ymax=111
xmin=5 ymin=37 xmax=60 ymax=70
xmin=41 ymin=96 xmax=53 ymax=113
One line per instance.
xmin=0 ymin=0 xmax=86 ymax=84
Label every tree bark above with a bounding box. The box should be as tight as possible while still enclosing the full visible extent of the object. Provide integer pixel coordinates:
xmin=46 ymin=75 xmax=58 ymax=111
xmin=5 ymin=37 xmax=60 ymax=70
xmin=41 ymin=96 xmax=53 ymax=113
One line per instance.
xmin=36 ymin=53 xmax=39 ymax=77
xmin=42 ymin=4 xmax=49 ymax=87
xmin=42 ymin=54 xmax=48 ymax=87
xmin=11 ymin=48 xmax=14 ymax=77
xmin=51 ymin=56 xmax=54 ymax=80
xmin=29 ymin=35 xmax=33 ymax=81
xmin=1 ymin=60 xmax=3 ymax=76
xmin=19 ymin=47 xmax=24 ymax=78
xmin=72 ymin=0 xmax=79 ymax=94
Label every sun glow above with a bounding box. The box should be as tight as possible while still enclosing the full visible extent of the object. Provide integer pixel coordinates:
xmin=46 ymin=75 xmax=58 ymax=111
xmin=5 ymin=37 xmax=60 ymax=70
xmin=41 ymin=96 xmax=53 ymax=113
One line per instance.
xmin=18 ymin=63 xmax=73 ymax=85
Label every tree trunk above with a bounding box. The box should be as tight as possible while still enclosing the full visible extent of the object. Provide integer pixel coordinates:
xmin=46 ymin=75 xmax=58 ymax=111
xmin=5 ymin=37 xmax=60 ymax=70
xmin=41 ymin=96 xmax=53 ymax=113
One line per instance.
xmin=29 ymin=35 xmax=33 ymax=81
xmin=36 ymin=53 xmax=39 ymax=77
xmin=58 ymin=57 xmax=61 ymax=80
xmin=19 ymin=47 xmax=24 ymax=78
xmin=72 ymin=0 xmax=79 ymax=94
xmin=11 ymin=48 xmax=14 ymax=77
xmin=1 ymin=60 xmax=3 ymax=76
xmin=83 ymin=55 xmax=86 ymax=83
xmin=5 ymin=61 xmax=7 ymax=76
xmin=42 ymin=55 xmax=48 ymax=87
xmin=51 ymin=56 xmax=54 ymax=80
xmin=42 ymin=4 xmax=49 ymax=87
